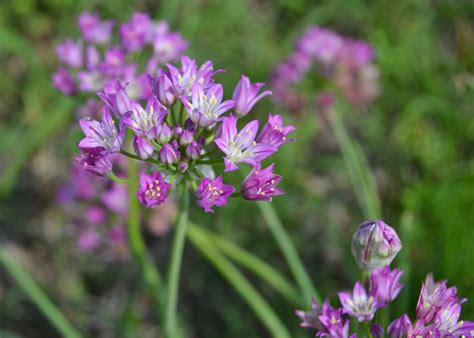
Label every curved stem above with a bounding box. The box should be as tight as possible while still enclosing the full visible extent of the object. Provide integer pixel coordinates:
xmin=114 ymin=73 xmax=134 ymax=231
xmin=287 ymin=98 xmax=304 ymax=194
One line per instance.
xmin=328 ymin=107 xmax=382 ymax=219
xmin=0 ymin=247 xmax=82 ymax=338
xmin=187 ymin=226 xmax=291 ymax=338
xmin=188 ymin=223 xmax=302 ymax=305
xmin=164 ymin=184 xmax=189 ymax=337
xmin=107 ymin=171 xmax=128 ymax=184
xmin=258 ymin=202 xmax=321 ymax=303
xmin=120 ymin=149 xmax=162 ymax=166
xmin=127 ymin=158 xmax=164 ymax=317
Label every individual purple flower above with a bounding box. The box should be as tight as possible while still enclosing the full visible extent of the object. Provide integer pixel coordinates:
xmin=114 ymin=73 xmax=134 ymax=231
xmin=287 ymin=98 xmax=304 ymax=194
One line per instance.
xmin=86 ymin=206 xmax=106 ymax=225
xmin=136 ymin=171 xmax=172 ymax=208
xmin=78 ymin=107 xmax=123 ymax=153
xmin=56 ymin=39 xmax=82 ymax=68
xmin=121 ymin=96 xmax=168 ymax=139
xmin=181 ymin=83 xmax=235 ymax=127
xmin=387 ymin=314 xmax=412 ymax=338
xmin=77 ymin=70 xmax=102 ymax=92
xmin=52 ymin=68 xmax=76 ymax=95
xmin=167 ymin=56 xmax=217 ymax=97
xmin=351 ymin=220 xmax=402 ymax=271
xmin=159 ymin=143 xmax=180 ymax=164
xmin=232 ymin=75 xmax=272 ymax=116
xmin=416 ymin=273 xmax=460 ymax=323
xmin=76 ymin=149 xmax=112 ymax=176
xmin=78 ymin=11 xmax=113 ymax=44
xmin=152 ymin=70 xmax=176 ymax=106
xmin=435 ymin=301 xmax=474 ymax=336
xmin=101 ymin=183 xmax=128 ymax=217
xmin=214 ymin=114 xmax=276 ymax=171
xmin=100 ymin=47 xmax=127 ymax=77
xmin=133 ymin=136 xmax=154 ymax=160
xmin=99 ymin=82 xmax=133 ymax=117
xmin=77 ymin=229 xmax=101 ymax=252
xmin=241 ymin=163 xmax=284 ymax=201
xmin=195 ymin=176 xmax=235 ymax=213
xmin=86 ymin=46 xmax=101 ymax=69
xmin=256 ymin=113 xmax=295 ymax=148
xmin=120 ymin=12 xmax=152 ymax=51
xmin=153 ymin=32 xmax=188 ymax=63
xmin=317 ymin=300 xmax=351 ymax=338
xmin=295 ymin=297 xmax=322 ymax=330
xmin=370 ymin=266 xmax=404 ymax=306
xmin=338 ymin=281 xmax=379 ymax=322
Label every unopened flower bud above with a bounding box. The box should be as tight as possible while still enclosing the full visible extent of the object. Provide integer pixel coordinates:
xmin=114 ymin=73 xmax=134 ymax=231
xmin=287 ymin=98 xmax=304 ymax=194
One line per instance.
xmin=351 ymin=220 xmax=402 ymax=271
xmin=156 ymin=71 xmax=176 ymax=106
xmin=158 ymin=123 xmax=172 ymax=144
xmin=159 ymin=143 xmax=180 ymax=164
xmin=178 ymin=161 xmax=189 ymax=173
xmin=172 ymin=125 xmax=183 ymax=139
xmin=133 ymin=136 xmax=154 ymax=160
xmin=185 ymin=141 xmax=201 ymax=160
xmin=180 ymin=129 xmax=194 ymax=146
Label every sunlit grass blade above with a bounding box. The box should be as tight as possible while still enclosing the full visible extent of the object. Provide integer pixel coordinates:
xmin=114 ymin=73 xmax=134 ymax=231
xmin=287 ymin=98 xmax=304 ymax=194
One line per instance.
xmin=188 ymin=223 xmax=302 ymax=306
xmin=187 ymin=225 xmax=291 ymax=338
xmin=258 ymin=203 xmax=321 ymax=304
xmin=329 ymin=107 xmax=382 ymax=219
xmin=0 ymin=246 xmax=82 ymax=338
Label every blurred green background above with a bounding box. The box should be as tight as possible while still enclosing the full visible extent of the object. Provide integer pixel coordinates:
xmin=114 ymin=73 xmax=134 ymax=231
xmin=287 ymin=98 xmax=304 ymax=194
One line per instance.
xmin=1 ymin=0 xmax=474 ymax=337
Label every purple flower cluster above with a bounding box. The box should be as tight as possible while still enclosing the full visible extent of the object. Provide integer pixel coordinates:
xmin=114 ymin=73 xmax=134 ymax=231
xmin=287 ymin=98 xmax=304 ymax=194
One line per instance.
xmin=54 ymin=12 xmax=295 ymax=215
xmin=296 ymin=220 xmax=474 ymax=337
xmin=271 ymin=26 xmax=379 ymax=112
xmin=69 ymin=50 xmax=293 ymax=213
xmin=52 ymin=11 xmax=187 ymax=100
xmin=388 ymin=274 xmax=474 ymax=337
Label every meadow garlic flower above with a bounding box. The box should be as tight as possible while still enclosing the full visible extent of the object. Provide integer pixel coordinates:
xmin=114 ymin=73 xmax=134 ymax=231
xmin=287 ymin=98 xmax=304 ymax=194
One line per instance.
xmin=55 ymin=13 xmax=293 ymax=213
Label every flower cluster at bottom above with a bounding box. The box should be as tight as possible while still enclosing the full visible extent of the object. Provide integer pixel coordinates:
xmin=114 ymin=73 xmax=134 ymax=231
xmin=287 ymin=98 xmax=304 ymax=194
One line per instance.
xmin=296 ymin=220 xmax=474 ymax=337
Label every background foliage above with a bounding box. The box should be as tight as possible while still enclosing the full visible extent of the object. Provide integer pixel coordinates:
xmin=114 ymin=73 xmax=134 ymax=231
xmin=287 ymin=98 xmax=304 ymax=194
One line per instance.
xmin=0 ymin=0 xmax=473 ymax=337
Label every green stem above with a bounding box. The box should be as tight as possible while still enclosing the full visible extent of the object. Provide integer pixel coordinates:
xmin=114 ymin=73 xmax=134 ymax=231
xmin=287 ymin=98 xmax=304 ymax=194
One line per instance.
xmin=187 ymin=226 xmax=291 ymax=338
xmin=107 ymin=171 xmax=129 ymax=184
xmin=164 ymin=184 xmax=189 ymax=337
xmin=127 ymin=158 xmax=164 ymax=316
xmin=184 ymin=173 xmax=198 ymax=191
xmin=177 ymin=103 xmax=184 ymax=125
xmin=188 ymin=223 xmax=302 ymax=305
xmin=120 ymin=150 xmax=162 ymax=166
xmin=195 ymin=159 xmax=223 ymax=165
xmin=328 ymin=107 xmax=382 ymax=219
xmin=258 ymin=202 xmax=321 ymax=303
xmin=0 ymin=247 xmax=82 ymax=338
